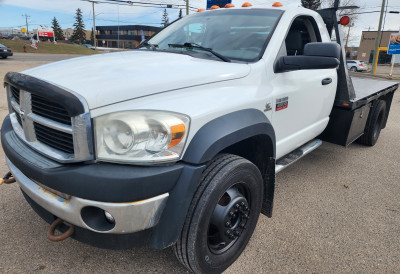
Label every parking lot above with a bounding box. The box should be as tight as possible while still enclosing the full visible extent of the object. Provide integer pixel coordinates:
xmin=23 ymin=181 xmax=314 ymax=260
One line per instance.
xmin=0 ymin=53 xmax=399 ymax=273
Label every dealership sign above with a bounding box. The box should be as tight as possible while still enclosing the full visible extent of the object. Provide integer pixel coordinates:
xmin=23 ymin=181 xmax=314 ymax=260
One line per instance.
xmin=207 ymin=0 xmax=232 ymax=9
xmin=388 ymin=33 xmax=400 ymax=55
xmin=38 ymin=26 xmax=54 ymax=37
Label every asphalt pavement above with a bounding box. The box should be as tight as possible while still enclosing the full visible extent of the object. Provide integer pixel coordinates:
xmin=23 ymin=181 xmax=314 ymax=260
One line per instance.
xmin=0 ymin=54 xmax=399 ymax=273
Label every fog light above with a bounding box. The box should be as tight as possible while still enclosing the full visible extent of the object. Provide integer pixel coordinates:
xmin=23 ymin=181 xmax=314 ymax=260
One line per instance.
xmin=104 ymin=211 xmax=115 ymax=224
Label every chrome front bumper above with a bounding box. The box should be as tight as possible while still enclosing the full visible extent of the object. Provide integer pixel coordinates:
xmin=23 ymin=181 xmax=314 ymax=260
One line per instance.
xmin=6 ymin=157 xmax=169 ymax=234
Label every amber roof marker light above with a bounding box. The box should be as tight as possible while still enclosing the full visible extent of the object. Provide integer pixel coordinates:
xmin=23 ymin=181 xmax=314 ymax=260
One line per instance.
xmin=242 ymin=2 xmax=252 ymax=7
xmin=210 ymin=5 xmax=220 ymax=10
xmin=197 ymin=8 xmax=205 ymax=12
xmin=225 ymin=3 xmax=235 ymax=8
xmin=272 ymin=2 xmax=283 ymax=7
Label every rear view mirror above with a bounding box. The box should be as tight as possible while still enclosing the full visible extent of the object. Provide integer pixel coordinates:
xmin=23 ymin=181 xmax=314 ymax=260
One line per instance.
xmin=274 ymin=42 xmax=341 ymax=73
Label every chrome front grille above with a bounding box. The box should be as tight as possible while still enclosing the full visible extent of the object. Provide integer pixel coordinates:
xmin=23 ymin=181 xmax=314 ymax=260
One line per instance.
xmin=6 ymin=82 xmax=93 ymax=163
xmin=31 ymin=94 xmax=72 ymax=125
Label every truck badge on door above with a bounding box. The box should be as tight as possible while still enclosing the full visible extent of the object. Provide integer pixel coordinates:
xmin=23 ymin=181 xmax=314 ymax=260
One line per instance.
xmin=276 ymin=96 xmax=288 ymax=111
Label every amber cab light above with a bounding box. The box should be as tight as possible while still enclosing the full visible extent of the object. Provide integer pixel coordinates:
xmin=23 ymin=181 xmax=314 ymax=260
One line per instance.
xmin=197 ymin=8 xmax=205 ymax=12
xmin=225 ymin=3 xmax=235 ymax=8
xmin=272 ymin=2 xmax=283 ymax=7
xmin=242 ymin=2 xmax=252 ymax=7
xmin=210 ymin=5 xmax=220 ymax=10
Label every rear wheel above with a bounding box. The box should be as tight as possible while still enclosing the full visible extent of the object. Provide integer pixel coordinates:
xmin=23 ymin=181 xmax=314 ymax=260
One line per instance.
xmin=174 ymin=154 xmax=263 ymax=273
xmin=1 ymin=56 xmax=7 ymax=59
xmin=358 ymin=100 xmax=386 ymax=146
xmin=350 ymin=66 xmax=357 ymax=72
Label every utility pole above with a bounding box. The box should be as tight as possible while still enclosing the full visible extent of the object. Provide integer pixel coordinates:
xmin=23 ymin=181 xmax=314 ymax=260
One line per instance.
xmin=117 ymin=5 xmax=120 ymax=49
xmin=92 ymin=1 xmax=97 ymax=48
xmin=371 ymin=0 xmax=386 ymax=75
xmin=22 ymin=14 xmax=30 ymax=34
xmin=345 ymin=23 xmax=353 ymax=48
xmin=186 ymin=0 xmax=189 ymax=15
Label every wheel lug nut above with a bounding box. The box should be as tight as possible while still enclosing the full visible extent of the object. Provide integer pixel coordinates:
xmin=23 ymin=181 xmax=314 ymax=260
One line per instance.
xmin=225 ymin=229 xmax=231 ymax=236
xmin=243 ymin=214 xmax=249 ymax=219
xmin=229 ymin=211 xmax=235 ymax=217
xmin=225 ymin=221 xmax=232 ymax=228
xmin=234 ymin=230 xmax=240 ymax=236
xmin=235 ymin=204 xmax=241 ymax=209
xmin=229 ymin=235 xmax=235 ymax=240
xmin=240 ymin=201 xmax=245 ymax=207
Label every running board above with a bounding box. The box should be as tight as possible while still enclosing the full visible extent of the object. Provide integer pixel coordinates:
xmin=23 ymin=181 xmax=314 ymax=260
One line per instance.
xmin=275 ymin=139 xmax=323 ymax=174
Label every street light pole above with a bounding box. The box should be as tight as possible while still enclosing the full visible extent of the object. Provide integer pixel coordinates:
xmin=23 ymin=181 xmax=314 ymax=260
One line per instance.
xmin=371 ymin=0 xmax=386 ymax=75
xmin=186 ymin=0 xmax=189 ymax=15
xmin=92 ymin=1 xmax=97 ymax=48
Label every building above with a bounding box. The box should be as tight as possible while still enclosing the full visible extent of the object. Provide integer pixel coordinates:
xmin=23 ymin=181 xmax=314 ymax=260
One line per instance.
xmin=345 ymin=46 xmax=358 ymax=60
xmin=62 ymin=29 xmax=91 ymax=41
xmin=357 ymin=31 xmax=400 ymax=64
xmin=95 ymin=25 xmax=161 ymax=49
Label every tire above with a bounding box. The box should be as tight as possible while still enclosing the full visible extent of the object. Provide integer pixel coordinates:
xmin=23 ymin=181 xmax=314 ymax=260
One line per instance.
xmin=173 ymin=154 xmax=263 ymax=274
xmin=1 ymin=56 xmax=7 ymax=59
xmin=358 ymin=100 xmax=386 ymax=146
xmin=350 ymin=66 xmax=357 ymax=72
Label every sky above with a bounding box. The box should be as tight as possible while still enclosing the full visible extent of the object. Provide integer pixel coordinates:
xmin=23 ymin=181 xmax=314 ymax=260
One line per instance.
xmin=0 ymin=0 xmax=399 ymax=46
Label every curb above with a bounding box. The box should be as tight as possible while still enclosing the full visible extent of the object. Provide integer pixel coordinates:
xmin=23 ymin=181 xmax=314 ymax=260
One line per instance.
xmin=350 ymin=72 xmax=400 ymax=81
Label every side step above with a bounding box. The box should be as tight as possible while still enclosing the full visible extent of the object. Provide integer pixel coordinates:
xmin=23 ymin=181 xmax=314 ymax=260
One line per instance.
xmin=275 ymin=139 xmax=322 ymax=174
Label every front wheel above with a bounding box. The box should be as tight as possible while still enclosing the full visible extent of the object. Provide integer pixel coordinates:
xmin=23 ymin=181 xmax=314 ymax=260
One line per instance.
xmin=174 ymin=154 xmax=263 ymax=273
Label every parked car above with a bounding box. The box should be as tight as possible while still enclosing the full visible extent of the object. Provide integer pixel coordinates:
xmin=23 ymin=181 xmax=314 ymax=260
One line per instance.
xmin=1 ymin=2 xmax=399 ymax=273
xmin=7 ymin=33 xmax=30 ymax=40
xmin=82 ymin=44 xmax=95 ymax=50
xmin=0 ymin=43 xmax=13 ymax=59
xmin=347 ymin=60 xmax=368 ymax=72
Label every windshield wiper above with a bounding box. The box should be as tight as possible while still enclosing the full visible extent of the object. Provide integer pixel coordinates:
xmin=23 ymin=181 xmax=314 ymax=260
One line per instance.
xmin=168 ymin=42 xmax=230 ymax=62
xmin=138 ymin=41 xmax=158 ymax=50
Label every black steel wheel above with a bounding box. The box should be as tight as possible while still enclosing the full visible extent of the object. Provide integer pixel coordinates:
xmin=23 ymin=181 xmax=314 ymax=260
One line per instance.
xmin=358 ymin=99 xmax=386 ymax=146
xmin=174 ymin=154 xmax=263 ymax=274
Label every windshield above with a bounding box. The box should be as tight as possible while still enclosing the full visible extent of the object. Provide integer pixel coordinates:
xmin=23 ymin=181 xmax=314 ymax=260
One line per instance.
xmin=145 ymin=9 xmax=282 ymax=62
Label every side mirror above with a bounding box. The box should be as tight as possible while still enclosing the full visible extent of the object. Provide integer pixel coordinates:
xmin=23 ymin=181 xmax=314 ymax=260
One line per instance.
xmin=274 ymin=42 xmax=341 ymax=73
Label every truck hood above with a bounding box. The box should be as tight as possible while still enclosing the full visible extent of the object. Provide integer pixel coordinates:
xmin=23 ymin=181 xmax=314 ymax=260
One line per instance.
xmin=22 ymin=50 xmax=251 ymax=110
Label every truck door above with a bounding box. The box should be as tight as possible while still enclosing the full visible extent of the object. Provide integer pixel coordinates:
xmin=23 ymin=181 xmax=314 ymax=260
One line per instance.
xmin=271 ymin=16 xmax=337 ymax=159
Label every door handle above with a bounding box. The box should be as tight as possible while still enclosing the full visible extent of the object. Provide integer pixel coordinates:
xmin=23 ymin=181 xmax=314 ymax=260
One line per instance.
xmin=322 ymin=78 xmax=332 ymax=85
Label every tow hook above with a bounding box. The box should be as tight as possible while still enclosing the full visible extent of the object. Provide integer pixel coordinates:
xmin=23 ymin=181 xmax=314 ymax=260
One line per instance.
xmin=48 ymin=218 xmax=75 ymax=242
xmin=0 ymin=171 xmax=16 ymax=185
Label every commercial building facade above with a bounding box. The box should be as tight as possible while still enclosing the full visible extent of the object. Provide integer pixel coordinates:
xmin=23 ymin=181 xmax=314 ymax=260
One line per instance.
xmin=357 ymin=30 xmax=400 ymax=64
xmin=95 ymin=25 xmax=161 ymax=49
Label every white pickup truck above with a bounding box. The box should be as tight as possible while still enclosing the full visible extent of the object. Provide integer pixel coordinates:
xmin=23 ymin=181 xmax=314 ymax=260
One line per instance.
xmin=1 ymin=2 xmax=398 ymax=273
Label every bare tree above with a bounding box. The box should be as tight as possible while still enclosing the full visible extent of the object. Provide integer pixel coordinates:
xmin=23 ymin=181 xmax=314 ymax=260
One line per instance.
xmin=322 ymin=0 xmax=363 ymax=47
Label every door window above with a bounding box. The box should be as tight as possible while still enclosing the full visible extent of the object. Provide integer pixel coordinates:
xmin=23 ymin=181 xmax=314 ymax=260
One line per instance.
xmin=284 ymin=16 xmax=322 ymax=56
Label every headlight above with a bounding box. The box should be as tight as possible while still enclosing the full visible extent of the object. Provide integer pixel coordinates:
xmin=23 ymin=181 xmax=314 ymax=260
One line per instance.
xmin=94 ymin=111 xmax=190 ymax=164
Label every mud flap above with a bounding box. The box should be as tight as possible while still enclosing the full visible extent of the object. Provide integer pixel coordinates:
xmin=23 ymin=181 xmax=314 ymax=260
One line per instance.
xmin=261 ymin=157 xmax=275 ymax=218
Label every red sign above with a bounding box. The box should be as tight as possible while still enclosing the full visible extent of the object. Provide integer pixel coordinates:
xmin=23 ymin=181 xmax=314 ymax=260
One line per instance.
xmin=38 ymin=27 xmax=54 ymax=37
xmin=38 ymin=31 xmax=54 ymax=37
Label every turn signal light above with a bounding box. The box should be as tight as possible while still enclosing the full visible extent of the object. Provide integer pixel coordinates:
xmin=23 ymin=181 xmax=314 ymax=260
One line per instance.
xmin=169 ymin=124 xmax=186 ymax=148
xmin=197 ymin=8 xmax=205 ymax=12
xmin=242 ymin=2 xmax=252 ymax=7
xmin=272 ymin=2 xmax=283 ymax=7
xmin=225 ymin=3 xmax=235 ymax=8
xmin=210 ymin=5 xmax=220 ymax=10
